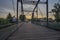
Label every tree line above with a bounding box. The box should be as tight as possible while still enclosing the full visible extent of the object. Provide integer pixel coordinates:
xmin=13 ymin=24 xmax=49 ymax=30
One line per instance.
xmin=52 ymin=3 xmax=60 ymax=22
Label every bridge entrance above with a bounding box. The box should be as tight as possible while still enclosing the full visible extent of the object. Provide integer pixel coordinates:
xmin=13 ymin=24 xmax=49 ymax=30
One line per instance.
xmin=16 ymin=0 xmax=48 ymax=27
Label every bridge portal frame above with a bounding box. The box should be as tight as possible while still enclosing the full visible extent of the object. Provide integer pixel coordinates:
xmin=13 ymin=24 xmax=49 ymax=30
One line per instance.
xmin=16 ymin=0 xmax=48 ymax=27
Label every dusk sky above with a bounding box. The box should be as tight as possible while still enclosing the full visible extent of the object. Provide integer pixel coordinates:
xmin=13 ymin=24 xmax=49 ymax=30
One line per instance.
xmin=0 ymin=0 xmax=59 ymax=19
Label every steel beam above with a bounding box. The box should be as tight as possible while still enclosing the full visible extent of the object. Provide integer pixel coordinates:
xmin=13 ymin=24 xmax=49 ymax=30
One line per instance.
xmin=46 ymin=0 xmax=48 ymax=27
xmin=23 ymin=10 xmax=37 ymax=12
xmin=17 ymin=0 xmax=18 ymax=22
xmin=22 ymin=1 xmax=46 ymax=4
xmin=32 ymin=0 xmax=40 ymax=19
xmin=21 ymin=0 xmax=24 ymax=15
xmin=18 ymin=0 xmax=46 ymax=5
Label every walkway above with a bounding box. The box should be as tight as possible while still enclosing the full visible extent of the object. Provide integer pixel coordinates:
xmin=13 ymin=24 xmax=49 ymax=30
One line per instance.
xmin=7 ymin=22 xmax=60 ymax=40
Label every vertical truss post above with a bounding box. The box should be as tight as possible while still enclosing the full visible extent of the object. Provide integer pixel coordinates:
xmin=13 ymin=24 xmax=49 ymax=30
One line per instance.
xmin=21 ymin=0 xmax=24 ymax=15
xmin=46 ymin=0 xmax=48 ymax=27
xmin=36 ymin=6 xmax=38 ymax=20
xmin=17 ymin=0 xmax=18 ymax=23
xmin=32 ymin=12 xmax=34 ymax=20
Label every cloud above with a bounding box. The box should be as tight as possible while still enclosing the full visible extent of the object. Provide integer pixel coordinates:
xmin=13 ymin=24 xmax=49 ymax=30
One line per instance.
xmin=0 ymin=0 xmax=12 ymax=9
xmin=0 ymin=0 xmax=58 ymax=18
xmin=23 ymin=4 xmax=35 ymax=11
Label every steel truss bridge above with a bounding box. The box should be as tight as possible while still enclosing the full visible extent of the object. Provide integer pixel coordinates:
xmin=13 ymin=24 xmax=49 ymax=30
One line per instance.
xmin=16 ymin=0 xmax=48 ymax=27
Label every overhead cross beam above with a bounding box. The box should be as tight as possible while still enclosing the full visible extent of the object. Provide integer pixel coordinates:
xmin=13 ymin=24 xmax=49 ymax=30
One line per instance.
xmin=18 ymin=0 xmax=46 ymax=5
xmin=23 ymin=10 xmax=37 ymax=12
xmin=22 ymin=1 xmax=46 ymax=5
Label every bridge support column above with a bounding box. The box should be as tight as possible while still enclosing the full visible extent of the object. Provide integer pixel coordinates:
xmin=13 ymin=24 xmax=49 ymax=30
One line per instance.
xmin=17 ymin=0 xmax=18 ymax=23
xmin=21 ymin=0 xmax=24 ymax=15
xmin=46 ymin=0 xmax=48 ymax=27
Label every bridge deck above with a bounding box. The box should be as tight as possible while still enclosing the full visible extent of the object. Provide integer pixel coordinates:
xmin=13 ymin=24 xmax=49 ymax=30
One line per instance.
xmin=7 ymin=22 xmax=60 ymax=40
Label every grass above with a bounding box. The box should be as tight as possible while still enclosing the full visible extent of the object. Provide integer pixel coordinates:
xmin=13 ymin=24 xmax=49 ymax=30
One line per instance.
xmin=0 ymin=18 xmax=10 ymax=25
xmin=0 ymin=18 xmax=11 ymax=29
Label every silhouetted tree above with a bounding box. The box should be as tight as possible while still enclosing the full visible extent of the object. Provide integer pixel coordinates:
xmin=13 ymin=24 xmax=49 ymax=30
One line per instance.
xmin=6 ymin=12 xmax=12 ymax=22
xmin=7 ymin=12 xmax=12 ymax=19
xmin=52 ymin=3 xmax=60 ymax=22
xmin=19 ymin=15 xmax=26 ymax=22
